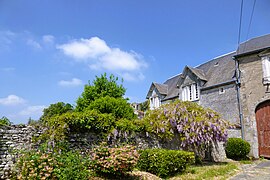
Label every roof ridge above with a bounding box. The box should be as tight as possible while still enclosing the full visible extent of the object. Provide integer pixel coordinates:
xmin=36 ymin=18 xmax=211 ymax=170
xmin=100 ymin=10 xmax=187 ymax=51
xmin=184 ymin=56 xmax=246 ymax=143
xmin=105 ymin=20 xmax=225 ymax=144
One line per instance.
xmin=165 ymin=73 xmax=181 ymax=81
xmin=240 ymin=33 xmax=270 ymax=45
xmin=194 ymin=51 xmax=235 ymax=68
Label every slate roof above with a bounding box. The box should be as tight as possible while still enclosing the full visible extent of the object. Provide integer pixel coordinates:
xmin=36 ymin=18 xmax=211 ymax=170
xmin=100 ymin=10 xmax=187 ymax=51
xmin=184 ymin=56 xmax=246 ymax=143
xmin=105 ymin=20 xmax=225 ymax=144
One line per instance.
xmin=187 ymin=66 xmax=207 ymax=81
xmin=146 ymin=52 xmax=236 ymax=100
xmin=237 ymin=34 xmax=270 ymax=56
xmin=162 ymin=74 xmax=181 ymax=101
xmin=153 ymin=82 xmax=168 ymax=95
xmin=146 ymin=75 xmax=181 ymax=100
xmin=146 ymin=82 xmax=167 ymax=99
xmin=147 ymin=34 xmax=270 ymax=101
xmin=195 ymin=51 xmax=236 ymax=88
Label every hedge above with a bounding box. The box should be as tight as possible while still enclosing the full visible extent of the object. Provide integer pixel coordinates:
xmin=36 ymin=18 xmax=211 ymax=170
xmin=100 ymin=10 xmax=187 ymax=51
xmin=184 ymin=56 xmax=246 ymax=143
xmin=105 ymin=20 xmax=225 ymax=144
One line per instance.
xmin=225 ymin=138 xmax=250 ymax=160
xmin=137 ymin=148 xmax=195 ymax=178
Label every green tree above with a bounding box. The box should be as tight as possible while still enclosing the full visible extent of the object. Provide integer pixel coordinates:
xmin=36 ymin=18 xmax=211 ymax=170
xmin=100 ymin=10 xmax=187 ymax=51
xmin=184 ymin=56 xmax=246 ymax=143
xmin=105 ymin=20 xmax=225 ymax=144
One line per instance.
xmin=140 ymin=100 xmax=150 ymax=112
xmin=0 ymin=116 xmax=12 ymax=126
xmin=87 ymin=96 xmax=136 ymax=120
xmin=76 ymin=73 xmax=126 ymax=111
xmin=40 ymin=102 xmax=73 ymax=122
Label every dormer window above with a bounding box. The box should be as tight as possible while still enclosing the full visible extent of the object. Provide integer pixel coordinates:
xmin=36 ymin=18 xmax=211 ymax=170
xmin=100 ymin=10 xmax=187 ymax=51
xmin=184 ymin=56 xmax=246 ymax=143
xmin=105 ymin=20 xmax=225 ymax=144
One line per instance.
xmin=182 ymin=83 xmax=199 ymax=101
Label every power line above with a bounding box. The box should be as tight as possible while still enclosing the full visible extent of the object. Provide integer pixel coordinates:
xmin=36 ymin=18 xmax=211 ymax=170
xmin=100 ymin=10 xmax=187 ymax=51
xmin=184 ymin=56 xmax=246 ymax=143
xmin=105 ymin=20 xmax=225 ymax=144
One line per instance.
xmin=235 ymin=0 xmax=244 ymax=140
xmin=246 ymin=0 xmax=257 ymax=43
xmin=237 ymin=0 xmax=244 ymax=52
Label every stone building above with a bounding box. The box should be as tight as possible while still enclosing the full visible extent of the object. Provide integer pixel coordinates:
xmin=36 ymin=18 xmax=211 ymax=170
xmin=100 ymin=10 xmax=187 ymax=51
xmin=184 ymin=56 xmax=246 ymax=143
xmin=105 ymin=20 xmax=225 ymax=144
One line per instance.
xmin=146 ymin=34 xmax=270 ymax=158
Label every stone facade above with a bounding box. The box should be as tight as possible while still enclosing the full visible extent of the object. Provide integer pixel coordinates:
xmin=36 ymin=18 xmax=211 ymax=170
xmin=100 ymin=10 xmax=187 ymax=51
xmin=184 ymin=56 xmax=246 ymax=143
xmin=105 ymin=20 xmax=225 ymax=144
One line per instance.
xmin=146 ymin=34 xmax=270 ymax=158
xmin=200 ymin=83 xmax=240 ymax=125
xmin=237 ymin=53 xmax=270 ymax=158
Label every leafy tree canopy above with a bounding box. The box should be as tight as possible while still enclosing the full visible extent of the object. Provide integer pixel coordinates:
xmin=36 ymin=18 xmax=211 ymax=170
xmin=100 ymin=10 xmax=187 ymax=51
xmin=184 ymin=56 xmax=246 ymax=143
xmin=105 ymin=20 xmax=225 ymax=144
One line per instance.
xmin=40 ymin=102 xmax=73 ymax=123
xmin=76 ymin=73 xmax=126 ymax=111
xmin=87 ymin=96 xmax=135 ymax=120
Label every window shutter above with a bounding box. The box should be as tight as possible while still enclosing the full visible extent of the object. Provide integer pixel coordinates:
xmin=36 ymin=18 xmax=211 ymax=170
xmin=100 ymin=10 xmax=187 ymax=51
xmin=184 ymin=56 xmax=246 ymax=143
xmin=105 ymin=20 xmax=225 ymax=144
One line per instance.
xmin=262 ymin=56 xmax=270 ymax=84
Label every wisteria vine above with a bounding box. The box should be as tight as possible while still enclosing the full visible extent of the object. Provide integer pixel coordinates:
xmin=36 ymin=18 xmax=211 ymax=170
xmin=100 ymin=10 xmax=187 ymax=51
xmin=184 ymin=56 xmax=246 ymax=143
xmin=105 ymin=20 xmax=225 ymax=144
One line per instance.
xmin=144 ymin=100 xmax=234 ymax=149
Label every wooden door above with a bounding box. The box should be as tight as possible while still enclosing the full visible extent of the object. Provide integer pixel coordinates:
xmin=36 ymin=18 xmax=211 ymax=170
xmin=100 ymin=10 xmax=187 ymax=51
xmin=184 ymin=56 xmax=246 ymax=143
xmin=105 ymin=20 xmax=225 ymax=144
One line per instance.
xmin=256 ymin=101 xmax=270 ymax=157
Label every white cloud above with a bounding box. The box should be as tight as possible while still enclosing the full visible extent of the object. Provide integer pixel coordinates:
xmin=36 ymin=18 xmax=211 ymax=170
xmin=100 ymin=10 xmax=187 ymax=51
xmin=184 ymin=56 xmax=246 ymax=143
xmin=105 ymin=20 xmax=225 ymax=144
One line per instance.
xmin=0 ymin=30 xmax=16 ymax=50
xmin=0 ymin=95 xmax=26 ymax=106
xmin=57 ymin=37 xmax=110 ymax=60
xmin=98 ymin=49 xmax=144 ymax=71
xmin=0 ymin=30 xmax=15 ymax=43
xmin=121 ymin=72 xmax=145 ymax=81
xmin=27 ymin=39 xmax=42 ymax=49
xmin=57 ymin=37 xmax=148 ymax=81
xmin=19 ymin=105 xmax=46 ymax=116
xmin=58 ymin=78 xmax=83 ymax=87
xmin=43 ymin=35 xmax=55 ymax=44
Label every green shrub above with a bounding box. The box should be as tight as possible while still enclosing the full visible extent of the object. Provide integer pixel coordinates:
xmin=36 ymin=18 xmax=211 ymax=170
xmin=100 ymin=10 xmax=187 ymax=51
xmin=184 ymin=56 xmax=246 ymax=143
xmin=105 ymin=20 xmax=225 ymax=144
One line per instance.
xmin=91 ymin=143 xmax=139 ymax=177
xmin=225 ymin=138 xmax=251 ymax=160
xmin=53 ymin=151 xmax=91 ymax=180
xmin=137 ymin=149 xmax=195 ymax=178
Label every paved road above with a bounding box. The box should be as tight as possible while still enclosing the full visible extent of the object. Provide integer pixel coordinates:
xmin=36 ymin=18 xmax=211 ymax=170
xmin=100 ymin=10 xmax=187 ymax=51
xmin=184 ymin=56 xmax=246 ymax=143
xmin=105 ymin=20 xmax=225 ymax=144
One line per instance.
xmin=230 ymin=160 xmax=270 ymax=180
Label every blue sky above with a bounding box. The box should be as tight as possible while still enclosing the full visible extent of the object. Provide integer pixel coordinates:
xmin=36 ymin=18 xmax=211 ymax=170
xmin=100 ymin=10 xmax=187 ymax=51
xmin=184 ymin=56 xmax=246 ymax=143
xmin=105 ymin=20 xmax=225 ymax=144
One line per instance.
xmin=1 ymin=0 xmax=270 ymax=124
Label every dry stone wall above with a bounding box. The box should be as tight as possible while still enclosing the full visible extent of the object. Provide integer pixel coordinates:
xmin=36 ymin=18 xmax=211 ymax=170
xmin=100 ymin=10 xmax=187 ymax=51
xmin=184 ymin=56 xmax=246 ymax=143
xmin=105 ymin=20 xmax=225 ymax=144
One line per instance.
xmin=0 ymin=125 xmax=43 ymax=179
xmin=0 ymin=125 xmax=227 ymax=179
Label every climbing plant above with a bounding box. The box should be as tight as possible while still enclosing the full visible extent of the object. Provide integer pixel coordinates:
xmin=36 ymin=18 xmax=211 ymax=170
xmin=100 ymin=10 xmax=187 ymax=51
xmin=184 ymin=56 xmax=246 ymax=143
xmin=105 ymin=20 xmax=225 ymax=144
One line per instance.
xmin=142 ymin=100 xmax=233 ymax=156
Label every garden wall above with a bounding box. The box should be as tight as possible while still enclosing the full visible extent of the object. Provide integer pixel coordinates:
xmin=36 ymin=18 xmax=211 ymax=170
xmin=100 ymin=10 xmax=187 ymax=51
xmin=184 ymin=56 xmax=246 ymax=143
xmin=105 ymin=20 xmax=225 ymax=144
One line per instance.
xmin=0 ymin=125 xmax=43 ymax=179
xmin=0 ymin=125 xmax=227 ymax=179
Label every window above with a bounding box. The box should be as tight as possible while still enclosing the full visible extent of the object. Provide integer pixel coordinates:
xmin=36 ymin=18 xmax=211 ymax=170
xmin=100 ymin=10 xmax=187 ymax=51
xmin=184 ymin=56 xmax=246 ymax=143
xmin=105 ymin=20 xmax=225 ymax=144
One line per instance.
xmin=262 ymin=56 xmax=270 ymax=84
xmin=195 ymin=83 xmax=199 ymax=99
xmin=189 ymin=85 xmax=192 ymax=100
xmin=181 ymin=83 xmax=199 ymax=101
xmin=219 ymin=87 xmax=225 ymax=94
xmin=149 ymin=93 xmax=161 ymax=110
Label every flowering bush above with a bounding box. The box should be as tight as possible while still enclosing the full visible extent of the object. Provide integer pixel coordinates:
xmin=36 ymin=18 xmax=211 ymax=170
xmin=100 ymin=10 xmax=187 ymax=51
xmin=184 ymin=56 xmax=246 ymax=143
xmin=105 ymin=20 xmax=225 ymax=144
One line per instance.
xmin=15 ymin=151 xmax=56 ymax=180
xmin=14 ymin=150 xmax=91 ymax=180
xmin=142 ymin=100 xmax=233 ymax=157
xmin=137 ymin=148 xmax=195 ymax=178
xmin=91 ymin=143 xmax=139 ymax=177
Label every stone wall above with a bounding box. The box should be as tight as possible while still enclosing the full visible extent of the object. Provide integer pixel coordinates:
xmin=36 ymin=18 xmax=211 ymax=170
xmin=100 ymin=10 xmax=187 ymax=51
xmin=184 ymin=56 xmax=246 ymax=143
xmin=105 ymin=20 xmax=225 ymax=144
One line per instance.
xmin=0 ymin=125 xmax=227 ymax=179
xmin=200 ymin=83 xmax=240 ymax=125
xmin=238 ymin=53 xmax=270 ymax=158
xmin=0 ymin=125 xmax=43 ymax=179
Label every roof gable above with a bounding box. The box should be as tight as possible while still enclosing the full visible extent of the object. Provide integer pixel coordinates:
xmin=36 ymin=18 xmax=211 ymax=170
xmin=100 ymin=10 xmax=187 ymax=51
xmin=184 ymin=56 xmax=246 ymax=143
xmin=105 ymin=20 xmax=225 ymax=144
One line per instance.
xmin=146 ymin=82 xmax=168 ymax=99
xmin=146 ymin=74 xmax=181 ymax=100
xmin=178 ymin=66 xmax=207 ymax=86
xmin=186 ymin=66 xmax=207 ymax=81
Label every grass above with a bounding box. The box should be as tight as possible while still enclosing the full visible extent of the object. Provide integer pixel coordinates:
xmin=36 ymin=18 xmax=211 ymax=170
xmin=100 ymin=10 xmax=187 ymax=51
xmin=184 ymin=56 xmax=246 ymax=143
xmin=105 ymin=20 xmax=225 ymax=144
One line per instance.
xmin=91 ymin=158 xmax=260 ymax=180
xmin=169 ymin=161 xmax=239 ymax=180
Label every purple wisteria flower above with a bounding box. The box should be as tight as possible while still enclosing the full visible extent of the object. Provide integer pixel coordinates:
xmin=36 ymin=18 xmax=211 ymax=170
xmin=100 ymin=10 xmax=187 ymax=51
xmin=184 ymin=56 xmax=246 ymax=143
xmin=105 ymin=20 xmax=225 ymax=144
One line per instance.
xmin=160 ymin=128 xmax=165 ymax=133
xmin=169 ymin=119 xmax=177 ymax=127
xmin=177 ymin=125 xmax=182 ymax=133
xmin=113 ymin=129 xmax=118 ymax=139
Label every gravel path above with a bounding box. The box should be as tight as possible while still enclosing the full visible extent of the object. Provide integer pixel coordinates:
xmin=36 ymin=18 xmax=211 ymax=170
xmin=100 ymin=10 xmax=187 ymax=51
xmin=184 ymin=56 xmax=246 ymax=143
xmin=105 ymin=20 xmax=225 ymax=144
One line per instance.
xmin=230 ymin=160 xmax=270 ymax=180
